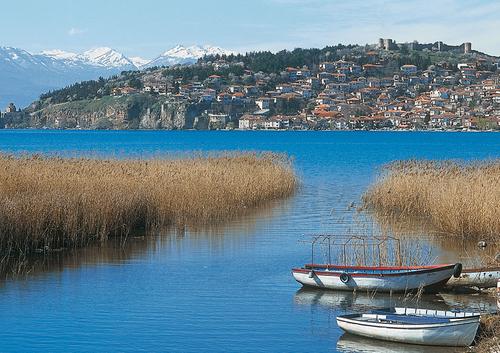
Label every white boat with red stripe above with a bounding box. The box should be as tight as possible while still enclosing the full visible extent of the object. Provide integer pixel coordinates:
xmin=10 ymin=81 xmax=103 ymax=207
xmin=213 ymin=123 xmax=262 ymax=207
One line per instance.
xmin=292 ymin=263 xmax=462 ymax=292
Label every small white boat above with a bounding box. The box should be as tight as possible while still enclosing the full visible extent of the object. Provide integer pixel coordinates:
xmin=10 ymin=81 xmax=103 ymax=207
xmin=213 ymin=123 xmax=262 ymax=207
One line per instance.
xmin=446 ymin=266 xmax=500 ymax=289
xmin=336 ymin=307 xmax=481 ymax=347
xmin=292 ymin=263 xmax=461 ymax=292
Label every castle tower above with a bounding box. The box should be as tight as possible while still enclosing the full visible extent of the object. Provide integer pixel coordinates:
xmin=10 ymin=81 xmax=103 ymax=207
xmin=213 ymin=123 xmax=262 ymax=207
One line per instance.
xmin=5 ymin=103 xmax=16 ymax=113
xmin=464 ymin=42 xmax=472 ymax=54
xmin=383 ymin=39 xmax=393 ymax=51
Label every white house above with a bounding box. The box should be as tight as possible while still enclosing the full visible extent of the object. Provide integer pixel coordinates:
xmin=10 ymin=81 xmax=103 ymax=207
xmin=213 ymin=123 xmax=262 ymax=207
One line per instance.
xmin=276 ymin=84 xmax=293 ymax=94
xmin=264 ymin=119 xmax=281 ymax=129
xmin=208 ymin=113 xmax=229 ymax=125
xmin=255 ymin=97 xmax=271 ymax=110
xmin=238 ymin=115 xmax=264 ymax=129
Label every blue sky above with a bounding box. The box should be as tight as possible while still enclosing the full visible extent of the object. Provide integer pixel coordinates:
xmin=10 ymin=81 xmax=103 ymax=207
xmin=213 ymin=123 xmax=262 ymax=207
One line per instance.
xmin=2 ymin=0 xmax=499 ymax=58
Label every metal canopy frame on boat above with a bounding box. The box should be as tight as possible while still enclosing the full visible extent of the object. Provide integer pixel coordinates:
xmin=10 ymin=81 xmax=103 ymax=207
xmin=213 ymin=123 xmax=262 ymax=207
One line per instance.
xmin=293 ymin=235 xmax=460 ymax=292
xmin=300 ymin=234 xmax=404 ymax=267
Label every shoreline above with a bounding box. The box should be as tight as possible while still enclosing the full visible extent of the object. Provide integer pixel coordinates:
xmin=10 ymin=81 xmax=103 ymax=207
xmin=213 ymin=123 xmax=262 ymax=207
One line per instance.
xmin=0 ymin=127 xmax=498 ymax=133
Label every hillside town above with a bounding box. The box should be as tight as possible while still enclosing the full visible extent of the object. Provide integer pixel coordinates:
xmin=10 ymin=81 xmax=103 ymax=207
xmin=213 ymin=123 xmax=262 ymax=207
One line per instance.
xmin=138 ymin=40 xmax=500 ymax=131
xmin=2 ymin=39 xmax=500 ymax=130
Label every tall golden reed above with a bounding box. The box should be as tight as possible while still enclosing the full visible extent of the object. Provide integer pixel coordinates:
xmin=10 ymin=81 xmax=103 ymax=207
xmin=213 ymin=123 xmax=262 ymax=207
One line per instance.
xmin=362 ymin=160 xmax=500 ymax=239
xmin=0 ymin=153 xmax=297 ymax=253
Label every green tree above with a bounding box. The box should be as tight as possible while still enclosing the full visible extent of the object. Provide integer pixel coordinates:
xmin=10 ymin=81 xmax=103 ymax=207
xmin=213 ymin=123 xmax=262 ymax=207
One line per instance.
xmin=128 ymin=78 xmax=143 ymax=89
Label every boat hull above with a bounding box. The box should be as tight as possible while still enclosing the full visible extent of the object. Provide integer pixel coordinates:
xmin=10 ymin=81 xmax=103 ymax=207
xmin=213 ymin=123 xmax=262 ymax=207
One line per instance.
xmin=292 ymin=265 xmax=456 ymax=292
xmin=336 ymin=315 xmax=479 ymax=347
xmin=446 ymin=267 xmax=500 ymax=289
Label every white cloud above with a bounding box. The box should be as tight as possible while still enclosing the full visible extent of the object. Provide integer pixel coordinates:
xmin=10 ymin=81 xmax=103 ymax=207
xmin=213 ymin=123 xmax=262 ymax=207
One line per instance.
xmin=68 ymin=27 xmax=86 ymax=36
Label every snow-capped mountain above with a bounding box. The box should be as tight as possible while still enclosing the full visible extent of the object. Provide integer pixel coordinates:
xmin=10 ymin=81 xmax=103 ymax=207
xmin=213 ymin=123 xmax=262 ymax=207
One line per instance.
xmin=0 ymin=46 xmax=53 ymax=68
xmin=41 ymin=49 xmax=78 ymax=61
xmin=0 ymin=44 xmax=232 ymax=108
xmin=0 ymin=46 xmax=138 ymax=108
xmin=41 ymin=47 xmax=136 ymax=68
xmin=165 ymin=44 xmax=232 ymax=59
xmin=130 ymin=56 xmax=150 ymax=68
xmin=80 ymin=47 xmax=136 ymax=68
xmin=145 ymin=45 xmax=233 ymax=68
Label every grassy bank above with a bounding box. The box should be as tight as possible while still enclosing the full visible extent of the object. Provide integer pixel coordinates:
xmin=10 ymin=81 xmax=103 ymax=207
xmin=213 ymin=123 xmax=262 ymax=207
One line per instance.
xmin=476 ymin=314 xmax=500 ymax=352
xmin=0 ymin=153 xmax=297 ymax=254
xmin=362 ymin=160 xmax=500 ymax=239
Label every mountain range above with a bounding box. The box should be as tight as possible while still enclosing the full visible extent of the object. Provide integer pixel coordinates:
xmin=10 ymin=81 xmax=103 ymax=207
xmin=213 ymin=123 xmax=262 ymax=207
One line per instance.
xmin=0 ymin=45 xmax=232 ymax=108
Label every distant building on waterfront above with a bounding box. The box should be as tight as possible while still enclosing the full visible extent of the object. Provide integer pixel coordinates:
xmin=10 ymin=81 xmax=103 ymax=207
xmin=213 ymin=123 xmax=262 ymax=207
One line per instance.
xmin=1 ymin=102 xmax=27 ymax=129
xmin=5 ymin=103 xmax=16 ymax=113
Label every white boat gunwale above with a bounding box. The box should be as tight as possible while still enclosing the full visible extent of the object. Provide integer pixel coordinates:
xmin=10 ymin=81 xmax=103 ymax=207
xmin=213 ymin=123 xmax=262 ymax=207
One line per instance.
xmin=336 ymin=315 xmax=480 ymax=330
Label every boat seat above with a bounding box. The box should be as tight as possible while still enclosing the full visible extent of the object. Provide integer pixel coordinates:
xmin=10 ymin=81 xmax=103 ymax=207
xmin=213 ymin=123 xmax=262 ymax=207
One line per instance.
xmin=381 ymin=314 xmax=451 ymax=324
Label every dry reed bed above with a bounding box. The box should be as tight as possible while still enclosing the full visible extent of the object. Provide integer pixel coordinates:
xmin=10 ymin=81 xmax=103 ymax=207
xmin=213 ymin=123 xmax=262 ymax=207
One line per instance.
xmin=476 ymin=314 xmax=500 ymax=353
xmin=362 ymin=160 xmax=500 ymax=239
xmin=0 ymin=153 xmax=297 ymax=254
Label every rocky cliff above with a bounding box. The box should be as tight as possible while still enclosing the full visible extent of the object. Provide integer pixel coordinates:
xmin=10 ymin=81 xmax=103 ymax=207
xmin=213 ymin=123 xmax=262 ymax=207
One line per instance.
xmin=18 ymin=94 xmax=208 ymax=129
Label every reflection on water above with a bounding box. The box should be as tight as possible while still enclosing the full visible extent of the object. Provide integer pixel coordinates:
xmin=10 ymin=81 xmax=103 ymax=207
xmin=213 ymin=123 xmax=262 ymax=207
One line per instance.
xmin=294 ymin=288 xmax=449 ymax=312
xmin=337 ymin=333 xmax=460 ymax=353
xmin=294 ymin=287 xmax=497 ymax=314
xmin=0 ymin=237 xmax=149 ymax=283
xmin=440 ymin=292 xmax=499 ymax=314
xmin=172 ymin=197 xmax=292 ymax=239
xmin=0 ymin=197 xmax=292 ymax=281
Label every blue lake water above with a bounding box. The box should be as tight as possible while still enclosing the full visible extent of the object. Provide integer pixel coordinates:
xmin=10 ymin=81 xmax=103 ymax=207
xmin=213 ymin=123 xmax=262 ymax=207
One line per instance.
xmin=0 ymin=130 xmax=498 ymax=352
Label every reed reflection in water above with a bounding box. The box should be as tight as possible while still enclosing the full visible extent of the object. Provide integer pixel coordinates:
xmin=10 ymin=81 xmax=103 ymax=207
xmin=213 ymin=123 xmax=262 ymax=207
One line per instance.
xmin=0 ymin=197 xmax=292 ymax=281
